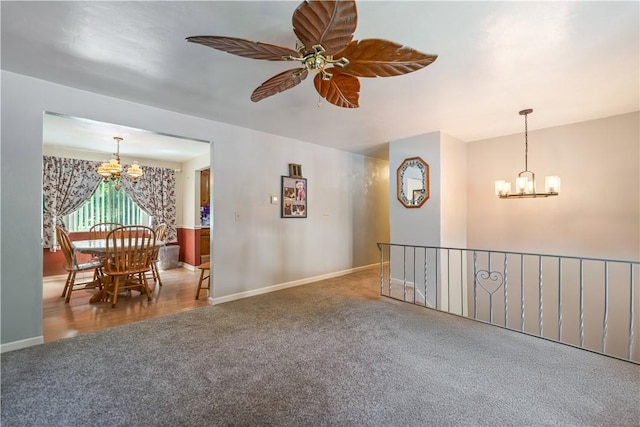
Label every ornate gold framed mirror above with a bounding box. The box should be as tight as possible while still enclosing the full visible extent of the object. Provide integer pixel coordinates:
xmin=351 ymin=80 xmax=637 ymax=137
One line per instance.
xmin=397 ymin=156 xmax=429 ymax=208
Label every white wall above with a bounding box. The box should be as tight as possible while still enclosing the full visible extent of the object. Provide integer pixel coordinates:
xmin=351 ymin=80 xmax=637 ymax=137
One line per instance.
xmin=1 ymin=71 xmax=389 ymax=348
xmin=467 ymin=112 xmax=640 ymax=260
xmin=211 ymin=135 xmax=389 ymax=298
xmin=440 ymin=133 xmax=467 ymax=248
xmin=389 ymin=131 xmax=442 ymax=246
xmin=389 ymin=130 xmax=468 ymax=248
xmin=389 ymin=131 xmax=468 ymax=313
xmin=349 ymin=155 xmax=390 ymax=266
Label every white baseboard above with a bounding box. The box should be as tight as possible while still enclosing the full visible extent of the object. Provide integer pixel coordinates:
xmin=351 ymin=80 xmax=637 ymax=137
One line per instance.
xmin=159 ymin=261 xmax=190 ymax=271
xmin=390 ymin=277 xmax=415 ymax=287
xmin=1 ymin=336 xmax=44 ymax=353
xmin=388 ymin=277 xmax=432 ymax=308
xmin=180 ymin=263 xmax=197 ymax=272
xmin=209 ymin=263 xmax=378 ymax=306
xmin=43 ymin=273 xmax=71 ymax=282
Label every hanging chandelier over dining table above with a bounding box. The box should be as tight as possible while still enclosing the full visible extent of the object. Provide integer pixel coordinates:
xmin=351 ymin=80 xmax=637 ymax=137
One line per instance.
xmin=97 ymin=136 xmax=143 ymax=187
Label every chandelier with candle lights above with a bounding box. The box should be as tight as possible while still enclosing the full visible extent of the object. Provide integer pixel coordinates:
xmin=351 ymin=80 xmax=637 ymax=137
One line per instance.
xmin=494 ymin=109 xmax=560 ymax=199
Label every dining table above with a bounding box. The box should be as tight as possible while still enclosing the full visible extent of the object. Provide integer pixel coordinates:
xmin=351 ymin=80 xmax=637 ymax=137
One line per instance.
xmin=73 ymin=238 xmax=165 ymax=256
xmin=72 ymin=238 xmax=165 ymax=303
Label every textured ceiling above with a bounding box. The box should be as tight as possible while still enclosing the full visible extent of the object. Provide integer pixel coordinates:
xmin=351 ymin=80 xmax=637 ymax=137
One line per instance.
xmin=2 ymin=1 xmax=638 ymax=160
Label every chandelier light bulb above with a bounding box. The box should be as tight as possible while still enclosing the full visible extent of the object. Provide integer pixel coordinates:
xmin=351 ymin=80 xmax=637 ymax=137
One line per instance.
xmin=545 ymin=176 xmax=561 ymax=194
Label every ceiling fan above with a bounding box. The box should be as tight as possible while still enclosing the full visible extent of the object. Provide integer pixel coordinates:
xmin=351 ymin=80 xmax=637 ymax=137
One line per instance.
xmin=187 ymin=0 xmax=437 ymax=108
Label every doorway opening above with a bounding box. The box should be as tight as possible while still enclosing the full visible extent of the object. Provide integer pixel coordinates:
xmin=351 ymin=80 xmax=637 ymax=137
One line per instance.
xmin=41 ymin=112 xmax=212 ymax=342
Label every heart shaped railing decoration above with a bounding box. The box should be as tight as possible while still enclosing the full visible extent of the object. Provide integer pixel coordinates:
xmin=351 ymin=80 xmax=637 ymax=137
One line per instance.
xmin=475 ymin=270 xmax=504 ymax=295
xmin=474 ymin=269 xmax=505 ymax=324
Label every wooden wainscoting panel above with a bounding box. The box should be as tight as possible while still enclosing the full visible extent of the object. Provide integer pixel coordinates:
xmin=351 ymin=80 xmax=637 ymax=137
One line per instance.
xmin=177 ymin=227 xmax=198 ymax=267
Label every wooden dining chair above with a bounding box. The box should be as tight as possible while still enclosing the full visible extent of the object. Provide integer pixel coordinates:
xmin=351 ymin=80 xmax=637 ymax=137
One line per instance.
xmin=149 ymin=223 xmax=167 ymax=286
xmin=195 ymin=261 xmax=210 ymax=300
xmin=89 ymin=222 xmax=123 ymax=240
xmin=103 ymin=225 xmax=156 ymax=308
xmin=56 ymin=225 xmax=104 ymax=303
xmin=88 ymin=222 xmax=123 ymax=280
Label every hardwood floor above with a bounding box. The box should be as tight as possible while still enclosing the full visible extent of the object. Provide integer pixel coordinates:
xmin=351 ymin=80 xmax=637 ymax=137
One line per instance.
xmin=43 ymin=267 xmax=209 ymax=343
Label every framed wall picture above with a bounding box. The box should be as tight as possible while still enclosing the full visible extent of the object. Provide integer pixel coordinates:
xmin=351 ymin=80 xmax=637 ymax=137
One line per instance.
xmin=281 ymin=176 xmax=307 ymax=218
xmin=288 ymin=163 xmax=302 ymax=178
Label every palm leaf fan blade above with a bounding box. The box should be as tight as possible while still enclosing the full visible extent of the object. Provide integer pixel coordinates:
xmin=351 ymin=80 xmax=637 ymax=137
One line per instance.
xmin=314 ymin=70 xmax=359 ymax=108
xmin=292 ymin=0 xmax=357 ymax=55
xmin=186 ymin=36 xmax=299 ymax=61
xmin=251 ymin=68 xmax=309 ymax=102
xmin=336 ymin=39 xmax=438 ymax=77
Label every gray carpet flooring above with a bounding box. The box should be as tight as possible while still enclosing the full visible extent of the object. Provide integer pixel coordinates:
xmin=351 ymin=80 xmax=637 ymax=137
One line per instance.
xmin=2 ymin=269 xmax=639 ymax=426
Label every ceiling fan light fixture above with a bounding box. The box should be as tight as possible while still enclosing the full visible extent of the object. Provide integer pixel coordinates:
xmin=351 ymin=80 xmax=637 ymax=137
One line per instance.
xmin=186 ymin=0 xmax=437 ymax=108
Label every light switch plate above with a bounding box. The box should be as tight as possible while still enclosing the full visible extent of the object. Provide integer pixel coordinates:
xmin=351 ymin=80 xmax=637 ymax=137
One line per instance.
xmin=270 ymin=195 xmax=279 ymax=204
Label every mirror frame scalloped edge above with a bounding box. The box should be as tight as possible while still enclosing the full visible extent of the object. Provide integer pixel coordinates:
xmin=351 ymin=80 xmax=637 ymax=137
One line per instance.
xmin=396 ymin=156 xmax=430 ymax=208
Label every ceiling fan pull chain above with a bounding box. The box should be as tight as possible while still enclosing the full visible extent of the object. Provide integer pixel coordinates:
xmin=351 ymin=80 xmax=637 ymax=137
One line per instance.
xmin=317 ymin=94 xmax=322 ymax=108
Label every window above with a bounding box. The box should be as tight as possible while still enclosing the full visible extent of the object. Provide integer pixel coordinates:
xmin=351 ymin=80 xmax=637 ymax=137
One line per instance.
xmin=64 ymin=181 xmax=151 ymax=231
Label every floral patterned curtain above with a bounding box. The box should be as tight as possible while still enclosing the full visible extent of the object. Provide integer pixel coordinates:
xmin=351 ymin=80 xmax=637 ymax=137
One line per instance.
xmin=120 ymin=166 xmax=177 ymax=243
xmin=42 ymin=156 xmax=102 ymax=250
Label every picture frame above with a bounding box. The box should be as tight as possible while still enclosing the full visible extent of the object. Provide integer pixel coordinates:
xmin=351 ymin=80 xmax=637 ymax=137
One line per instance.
xmin=397 ymin=156 xmax=430 ymax=208
xmin=281 ymin=176 xmax=307 ymax=218
xmin=288 ymin=163 xmax=302 ymax=178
